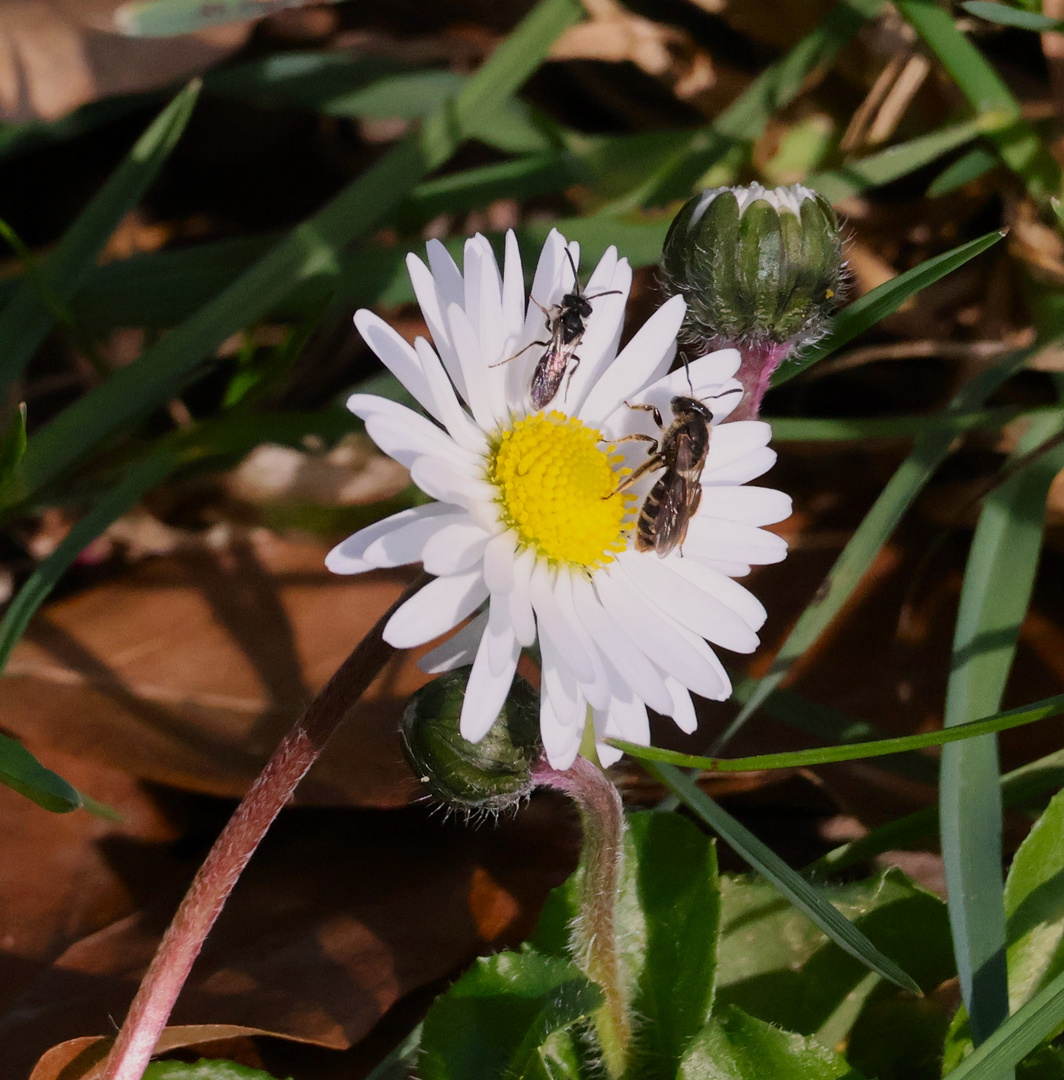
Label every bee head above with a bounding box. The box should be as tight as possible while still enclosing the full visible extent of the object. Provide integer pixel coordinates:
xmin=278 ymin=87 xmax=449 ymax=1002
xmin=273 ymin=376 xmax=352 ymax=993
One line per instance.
xmin=671 ymin=396 xmax=713 ymax=421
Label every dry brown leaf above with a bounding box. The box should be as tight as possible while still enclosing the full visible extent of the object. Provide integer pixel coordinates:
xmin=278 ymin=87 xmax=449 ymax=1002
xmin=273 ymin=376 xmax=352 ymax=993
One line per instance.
xmin=12 ymin=795 xmax=578 ymax=1079
xmin=0 ymin=531 xmax=431 ymax=807
xmin=0 ymin=0 xmax=248 ymax=122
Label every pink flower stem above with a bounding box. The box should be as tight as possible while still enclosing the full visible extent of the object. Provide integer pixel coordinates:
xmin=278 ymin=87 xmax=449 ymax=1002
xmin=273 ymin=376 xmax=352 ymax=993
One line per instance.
xmin=99 ymin=572 xmax=431 ymax=1080
xmin=728 ymin=340 xmax=792 ymax=420
xmin=533 ymin=757 xmax=629 ymax=1078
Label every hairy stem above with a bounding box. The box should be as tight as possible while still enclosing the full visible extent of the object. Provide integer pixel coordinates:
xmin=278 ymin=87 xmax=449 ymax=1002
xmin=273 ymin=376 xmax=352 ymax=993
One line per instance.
xmin=729 ymin=339 xmax=792 ymax=420
xmin=100 ymin=572 xmax=430 ymax=1080
xmin=534 ymin=756 xmax=630 ymax=1078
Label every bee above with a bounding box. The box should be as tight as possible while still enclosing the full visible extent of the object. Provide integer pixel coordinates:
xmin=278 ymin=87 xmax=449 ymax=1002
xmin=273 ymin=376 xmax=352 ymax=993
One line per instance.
xmin=492 ymin=247 xmax=621 ymax=410
xmin=608 ymin=390 xmax=741 ymax=557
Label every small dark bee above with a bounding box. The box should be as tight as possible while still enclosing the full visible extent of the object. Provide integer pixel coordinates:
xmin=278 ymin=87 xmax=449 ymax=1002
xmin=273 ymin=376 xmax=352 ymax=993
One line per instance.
xmin=492 ymin=247 xmax=621 ymax=410
xmin=608 ymin=390 xmax=741 ymax=557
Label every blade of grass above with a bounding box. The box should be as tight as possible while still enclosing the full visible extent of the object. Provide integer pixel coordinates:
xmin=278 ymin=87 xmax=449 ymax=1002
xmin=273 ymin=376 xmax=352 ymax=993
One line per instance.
xmin=928 ymin=144 xmax=1000 ymax=197
xmin=768 ymin=404 xmax=1045 ymax=441
xmin=714 ymin=344 xmax=1033 ymax=754
xmin=115 ymin=0 xmax=341 ymax=35
xmin=811 ymin=746 xmax=1064 ymax=875
xmin=16 ymin=0 xmax=582 ymax=504
xmin=943 ymin=965 xmax=1064 ymax=1080
xmin=961 ymin=1 xmax=1064 ymax=32
xmin=896 ymin=0 xmax=1061 ymax=200
xmin=0 ymin=731 xmax=81 ymax=812
xmin=611 ymin=691 xmax=1064 ymax=771
xmin=647 ymin=761 xmax=922 ymax=995
xmin=0 ymin=80 xmax=201 ymax=397
xmin=940 ymin=409 xmax=1064 ymax=1046
xmin=776 ymin=229 xmax=1006 ymax=386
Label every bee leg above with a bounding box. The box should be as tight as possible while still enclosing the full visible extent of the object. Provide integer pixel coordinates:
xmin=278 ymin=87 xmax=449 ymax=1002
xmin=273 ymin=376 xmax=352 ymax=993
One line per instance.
xmin=530 ymin=297 xmax=554 ymax=334
xmin=604 ymin=453 xmax=663 ymax=498
xmin=489 ymin=339 xmax=550 ymax=369
xmin=562 ymin=353 xmax=581 ymax=400
xmin=607 ymin=433 xmax=658 ymax=451
xmin=623 ymin=401 xmax=664 ymax=429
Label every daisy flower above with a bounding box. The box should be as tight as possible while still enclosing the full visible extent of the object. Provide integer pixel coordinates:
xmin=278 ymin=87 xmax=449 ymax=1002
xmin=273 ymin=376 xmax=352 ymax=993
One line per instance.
xmin=326 ymin=229 xmax=790 ymax=769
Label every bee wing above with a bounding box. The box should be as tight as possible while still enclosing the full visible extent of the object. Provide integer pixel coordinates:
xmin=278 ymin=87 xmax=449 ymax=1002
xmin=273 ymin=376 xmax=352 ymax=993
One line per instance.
xmin=530 ymin=327 xmax=572 ymax=409
xmin=652 ymin=474 xmax=698 ymax=557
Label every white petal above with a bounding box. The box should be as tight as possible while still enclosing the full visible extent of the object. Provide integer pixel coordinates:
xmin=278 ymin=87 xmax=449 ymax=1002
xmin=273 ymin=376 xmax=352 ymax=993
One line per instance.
xmin=407 ymin=252 xmax=465 ymax=399
xmin=661 ymin=554 xmax=767 ymax=631
xmin=619 ymin=551 xmax=760 ymax=654
xmin=523 ymin=229 xmax=568 ymax=342
xmin=384 ymin=569 xmax=489 ymax=648
xmin=460 ymin=622 xmax=520 ymax=742
xmin=426 ymin=238 xmax=465 ymax=308
xmin=325 ymin=504 xmax=452 ymax=574
xmin=529 ymin=563 xmax=596 ymax=685
xmin=595 ymin=563 xmax=730 ymax=700
xmin=501 ymin=229 xmax=526 ymax=347
xmin=540 ymin=626 xmax=583 ymax=722
xmin=509 ymin=547 xmax=537 ymax=646
xmin=412 ymin=337 xmax=484 ymax=452
xmin=570 ymin=573 xmax=673 ymax=715
xmin=352 ymin=311 xmax=433 ymax=418
xmin=487 ymin=594 xmax=519 ymax=676
xmin=362 ymin=508 xmax=467 ymax=569
xmin=703 ymin=421 xmax=772 ymax=474
xmin=364 ymin=415 xmax=466 ymax=471
xmin=554 ymin=570 xmax=610 ymax=710
xmin=410 ymin=456 xmax=493 ymax=509
xmin=483 ymin=529 xmax=517 ymax=593
xmin=578 ymin=294 xmax=687 ymax=424
xmin=541 ymin=690 xmax=582 ymax=770
xmin=683 ymin=518 xmax=789 ymax=566
xmin=697 ymin=485 xmax=792 ymax=527
xmin=421 ymin=520 xmax=490 ymax=575
xmin=594 ymin=694 xmax=650 ymax=766
xmin=448 ymin=303 xmax=496 ymax=430
xmin=419 ymin=611 xmax=488 ymax=673
xmin=662 ymin=676 xmax=698 ymax=734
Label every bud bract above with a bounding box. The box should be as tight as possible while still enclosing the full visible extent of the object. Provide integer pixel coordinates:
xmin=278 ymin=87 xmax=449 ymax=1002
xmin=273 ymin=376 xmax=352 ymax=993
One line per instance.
xmin=661 ymin=182 xmax=845 ymax=351
xmin=401 ymin=669 xmax=542 ymax=813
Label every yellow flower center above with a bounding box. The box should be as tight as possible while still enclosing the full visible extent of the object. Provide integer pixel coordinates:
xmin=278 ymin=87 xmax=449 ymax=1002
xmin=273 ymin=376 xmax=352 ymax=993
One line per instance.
xmin=488 ymin=411 xmax=634 ymax=569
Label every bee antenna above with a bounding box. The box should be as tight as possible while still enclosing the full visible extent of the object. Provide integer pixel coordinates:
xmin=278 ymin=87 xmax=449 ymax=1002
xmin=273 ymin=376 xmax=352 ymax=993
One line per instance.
xmin=564 ymin=246 xmax=580 ymax=292
xmin=681 ymin=351 xmax=693 ymax=394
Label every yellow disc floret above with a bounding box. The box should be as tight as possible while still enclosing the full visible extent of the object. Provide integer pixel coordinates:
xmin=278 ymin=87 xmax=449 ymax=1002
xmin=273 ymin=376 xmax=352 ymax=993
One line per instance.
xmin=488 ymin=411 xmax=634 ymax=569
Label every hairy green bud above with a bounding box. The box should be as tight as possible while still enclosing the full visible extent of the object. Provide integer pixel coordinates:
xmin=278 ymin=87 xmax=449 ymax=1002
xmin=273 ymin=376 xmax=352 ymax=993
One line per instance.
xmin=661 ymin=182 xmax=845 ymax=351
xmin=401 ymin=669 xmax=542 ymax=814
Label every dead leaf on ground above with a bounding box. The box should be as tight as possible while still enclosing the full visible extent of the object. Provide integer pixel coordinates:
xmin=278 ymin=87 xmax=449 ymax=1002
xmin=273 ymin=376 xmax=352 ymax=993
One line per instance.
xmin=12 ymin=794 xmax=579 ymax=1080
xmin=0 ymin=531 xmax=432 ymax=807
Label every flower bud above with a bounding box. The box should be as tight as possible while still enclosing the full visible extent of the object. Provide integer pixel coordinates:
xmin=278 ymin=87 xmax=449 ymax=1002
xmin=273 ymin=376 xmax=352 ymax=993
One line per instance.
xmin=661 ymin=182 xmax=845 ymax=351
xmin=401 ymin=669 xmax=542 ymax=813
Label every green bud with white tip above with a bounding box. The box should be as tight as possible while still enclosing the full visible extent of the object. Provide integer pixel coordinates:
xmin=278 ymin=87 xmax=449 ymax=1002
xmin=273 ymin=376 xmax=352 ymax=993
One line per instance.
xmin=401 ymin=668 xmax=542 ymax=814
xmin=661 ymin=182 xmax=845 ymax=350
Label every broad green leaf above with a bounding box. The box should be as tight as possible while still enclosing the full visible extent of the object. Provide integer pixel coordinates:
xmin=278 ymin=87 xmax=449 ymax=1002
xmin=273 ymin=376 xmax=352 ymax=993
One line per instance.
xmin=961 ymin=1 xmax=1064 ymax=30
xmin=610 ymin=691 xmax=1064 ymax=772
xmin=940 ymin=410 xmax=1064 ymax=1048
xmin=928 ymin=145 xmax=1000 ymax=197
xmin=896 ymin=0 xmax=1061 ymax=200
xmin=678 ymin=1005 xmax=864 ymax=1080
xmin=716 ymin=344 xmax=1030 ymax=752
xmin=0 ymin=731 xmax=81 ymax=812
xmin=776 ymin=230 xmax=1006 ymax=387
xmin=419 ymin=951 xmax=601 ymax=1080
xmin=626 ymin=812 xmax=721 ymax=1080
xmin=0 ymin=81 xmax=200 ymax=399
xmin=845 ymin=991 xmax=952 ymax=1080
xmin=143 ymin=1061 xmax=289 ymax=1079
xmin=647 ymin=763 xmax=922 ymax=996
xmin=18 ymin=0 xmax=582 ymax=503
xmin=525 ymin=1031 xmax=583 ymax=1080
xmin=716 ymin=869 xmax=952 ymax=1047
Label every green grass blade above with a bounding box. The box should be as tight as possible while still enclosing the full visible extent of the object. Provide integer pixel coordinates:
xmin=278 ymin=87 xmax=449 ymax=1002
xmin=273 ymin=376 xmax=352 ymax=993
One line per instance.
xmin=115 ymin=0 xmax=340 ymax=36
xmin=961 ymin=1 xmax=1063 ymax=31
xmin=17 ymin=0 xmax=581 ymax=502
xmin=0 ymin=449 xmax=179 ymax=675
xmin=0 ymin=731 xmax=81 ymax=812
xmin=768 ymin=405 xmax=1044 ymax=441
xmin=647 ymin=761 xmax=922 ymax=995
xmin=943 ymin=967 xmax=1064 ymax=1080
xmin=0 ymin=80 xmax=200 ymax=397
xmin=940 ymin=410 xmax=1064 ymax=1046
xmin=896 ymin=0 xmax=1061 ymax=200
xmin=611 ymin=691 xmax=1064 ymax=771
xmin=776 ymin=229 xmax=1005 ymax=387
xmin=715 ymin=346 xmax=1032 ymax=753
xmin=928 ymin=144 xmax=1000 ymax=197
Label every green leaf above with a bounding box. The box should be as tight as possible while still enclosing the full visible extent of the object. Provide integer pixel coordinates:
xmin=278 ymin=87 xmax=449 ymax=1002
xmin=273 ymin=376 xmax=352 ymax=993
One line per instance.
xmin=419 ymin=951 xmax=602 ymax=1080
xmin=609 ymin=692 xmax=1064 ymax=772
xmin=143 ymin=1061 xmax=289 ymax=1079
xmin=896 ymin=0 xmax=1061 ymax=200
xmin=626 ymin=812 xmax=721 ymax=1080
xmin=940 ymin=410 xmax=1064 ymax=1048
xmin=678 ymin=1005 xmax=864 ymax=1080
xmin=960 ymin=1 xmax=1064 ymax=31
xmin=115 ymin=0 xmax=341 ymax=35
xmin=716 ymin=869 xmax=952 ymax=1046
xmin=525 ymin=1031 xmax=584 ymax=1080
xmin=776 ymin=230 xmax=1006 ymax=387
xmin=767 ymin=405 xmax=1039 ymax=441
xmin=0 ymin=80 xmax=201 ymax=399
xmin=646 ymin=763 xmax=922 ymax=996
xmin=927 ymin=144 xmax=1000 ymax=197
xmin=18 ymin=0 xmax=582 ymax=503
xmin=0 ymin=402 xmax=27 ymax=502
xmin=0 ymin=731 xmax=81 ymax=812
